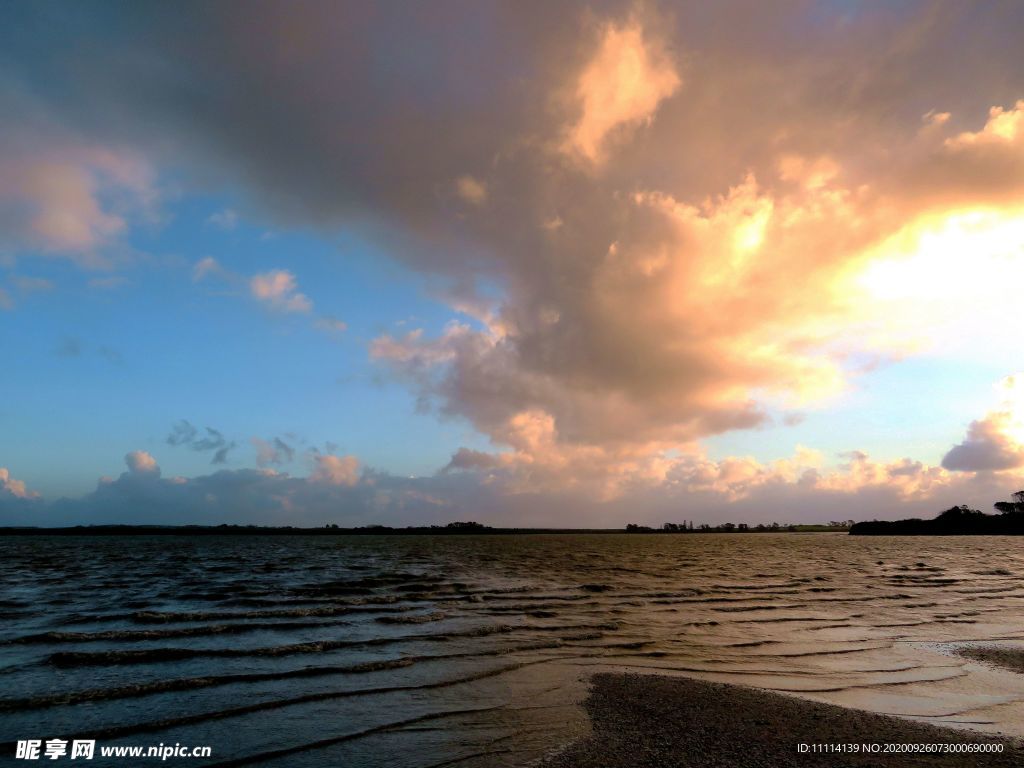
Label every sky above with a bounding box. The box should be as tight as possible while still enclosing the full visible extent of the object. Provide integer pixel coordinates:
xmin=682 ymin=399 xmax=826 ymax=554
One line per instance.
xmin=3 ymin=0 xmax=1024 ymax=527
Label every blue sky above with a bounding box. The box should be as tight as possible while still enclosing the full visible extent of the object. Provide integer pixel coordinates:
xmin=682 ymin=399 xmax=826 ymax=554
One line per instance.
xmin=2 ymin=197 xmax=501 ymax=498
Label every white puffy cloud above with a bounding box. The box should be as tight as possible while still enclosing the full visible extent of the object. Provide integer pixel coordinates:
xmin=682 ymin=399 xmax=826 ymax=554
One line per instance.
xmin=0 ymin=139 xmax=158 ymax=268
xmin=125 ymin=450 xmax=160 ymax=475
xmin=195 ymin=259 xmax=332 ymax=334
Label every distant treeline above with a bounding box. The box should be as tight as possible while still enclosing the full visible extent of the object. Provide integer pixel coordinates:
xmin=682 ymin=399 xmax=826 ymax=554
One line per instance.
xmin=1 ymin=519 xmax=853 ymax=536
xmin=850 ymin=491 xmax=1024 ymax=535
xmin=0 ymin=521 xmax=611 ymax=536
xmin=626 ymin=521 xmax=854 ymax=533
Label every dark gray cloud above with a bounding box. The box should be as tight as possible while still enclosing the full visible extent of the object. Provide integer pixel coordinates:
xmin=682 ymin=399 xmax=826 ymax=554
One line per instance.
xmin=54 ymin=337 xmax=124 ymax=364
xmin=166 ymin=420 xmax=236 ymax=464
xmin=942 ymin=413 xmax=1024 ymax=472
xmin=251 ymin=436 xmax=295 ymax=467
xmin=8 ymin=459 xmax=473 ymax=528
xmin=55 ymin=337 xmax=82 ymax=358
xmin=444 ymin=447 xmax=502 ymax=473
xmin=96 ymin=345 xmax=122 ymax=364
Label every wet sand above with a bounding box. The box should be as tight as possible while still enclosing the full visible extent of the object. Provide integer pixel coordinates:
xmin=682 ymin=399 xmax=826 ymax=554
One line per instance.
xmin=957 ymin=646 xmax=1024 ymax=674
xmin=542 ymin=673 xmax=1022 ymax=767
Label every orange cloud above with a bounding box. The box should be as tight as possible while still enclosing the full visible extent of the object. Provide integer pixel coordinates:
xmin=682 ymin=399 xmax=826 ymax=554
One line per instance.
xmin=442 ymin=417 xmax=960 ymax=505
xmin=432 ymin=373 xmax=1024 ymax=505
xmin=947 ymin=100 xmax=1024 ymax=147
xmin=564 ymin=17 xmax=681 ymax=164
xmin=372 ymin=83 xmax=1024 ymax=487
xmin=455 ymin=175 xmax=488 ymax=206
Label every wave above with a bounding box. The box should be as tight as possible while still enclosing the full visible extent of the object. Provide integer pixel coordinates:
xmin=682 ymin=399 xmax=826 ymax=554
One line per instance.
xmin=2 ymin=640 xmax=571 ymax=712
xmin=1 ymin=657 xmax=567 ymax=752
xmin=45 ymin=622 xmax=619 ymax=667
xmin=7 ymin=619 xmax=353 ymax=644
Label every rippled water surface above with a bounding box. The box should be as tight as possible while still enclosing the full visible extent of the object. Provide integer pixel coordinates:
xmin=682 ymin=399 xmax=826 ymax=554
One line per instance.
xmin=4 ymin=533 xmax=1024 ymax=766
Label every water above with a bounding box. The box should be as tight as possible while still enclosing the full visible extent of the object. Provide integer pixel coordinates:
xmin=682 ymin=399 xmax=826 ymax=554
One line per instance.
xmin=3 ymin=533 xmax=1024 ymax=766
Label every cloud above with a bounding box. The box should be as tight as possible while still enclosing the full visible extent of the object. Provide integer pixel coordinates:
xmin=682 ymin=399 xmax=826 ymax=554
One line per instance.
xmin=370 ymin=323 xmax=467 ymax=367
xmin=53 ymin=336 xmax=122 ymax=363
xmin=942 ymin=415 xmax=1024 ymax=472
xmin=6 ymin=436 xmax=1022 ymax=530
xmin=250 ymin=270 xmax=312 ymax=313
xmin=314 ymin=316 xmax=348 ymax=336
xmin=363 ymin=106 xmax=1024 ymax=474
xmin=0 ymin=133 xmax=158 ymax=267
xmin=0 ymin=466 xmax=43 ymax=523
xmin=564 ymin=15 xmax=681 ymax=164
xmin=55 ymin=337 xmax=82 ymax=357
xmin=371 ymin=172 xmax=877 ymax=451
xmin=436 ymin=407 xmax=958 ymax=505
xmin=310 ymin=454 xmax=360 ymax=486
xmin=455 ymin=176 xmax=488 ymax=205
xmin=88 ymin=276 xmax=128 ymax=290
xmin=0 ymin=287 xmax=12 ymax=311
xmin=125 ymin=450 xmax=160 ymax=475
xmin=207 ymin=208 xmax=239 ymax=230
xmin=13 ymin=275 xmax=53 ymax=294
xmin=167 ymin=420 xmax=236 ymax=464
xmin=97 ymin=345 xmax=122 ymax=364
xmin=2 ymin=447 xmax=469 ymax=527
xmin=31 ymin=463 xmax=457 ymax=527
xmin=192 ymin=256 xmax=224 ymax=282
xmin=251 ymin=436 xmax=295 ymax=467
xmin=946 ymin=100 xmax=1024 ymax=147
xmin=0 ymin=467 xmax=40 ymax=500
xmin=195 ymin=259 xmax=328 ymax=333
xmin=942 ymin=375 xmax=1024 ymax=472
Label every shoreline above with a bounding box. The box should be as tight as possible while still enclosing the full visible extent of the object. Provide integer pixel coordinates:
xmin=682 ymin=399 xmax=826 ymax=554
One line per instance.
xmin=957 ymin=646 xmax=1024 ymax=674
xmin=541 ymin=673 xmax=1022 ymax=767
xmin=0 ymin=526 xmax=850 ymax=536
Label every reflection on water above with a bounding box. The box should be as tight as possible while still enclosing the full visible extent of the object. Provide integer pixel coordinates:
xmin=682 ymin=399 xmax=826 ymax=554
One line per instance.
xmin=3 ymin=533 xmax=1024 ymax=766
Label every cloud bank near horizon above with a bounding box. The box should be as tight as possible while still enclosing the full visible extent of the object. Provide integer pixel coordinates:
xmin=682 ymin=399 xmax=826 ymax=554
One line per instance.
xmin=4 ymin=410 xmax=1024 ymax=529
